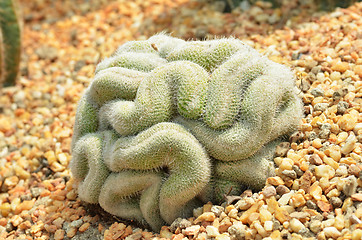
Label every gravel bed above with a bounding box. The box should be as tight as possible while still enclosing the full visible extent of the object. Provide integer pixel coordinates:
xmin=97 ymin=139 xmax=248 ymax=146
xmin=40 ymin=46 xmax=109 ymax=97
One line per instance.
xmin=0 ymin=0 xmax=361 ymax=239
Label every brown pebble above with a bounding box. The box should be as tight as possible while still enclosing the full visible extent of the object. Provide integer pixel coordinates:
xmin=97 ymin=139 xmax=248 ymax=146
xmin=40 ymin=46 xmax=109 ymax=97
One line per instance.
xmin=300 ymin=170 xmax=313 ymax=193
xmin=276 ymin=185 xmax=290 ymax=195
xmin=309 ymin=154 xmax=323 ymax=166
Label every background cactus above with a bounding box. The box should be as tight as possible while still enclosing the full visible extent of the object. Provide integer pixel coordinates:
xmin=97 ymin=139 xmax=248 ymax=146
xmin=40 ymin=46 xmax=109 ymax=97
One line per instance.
xmin=71 ymin=34 xmax=303 ymax=231
xmin=0 ymin=0 xmax=21 ymax=87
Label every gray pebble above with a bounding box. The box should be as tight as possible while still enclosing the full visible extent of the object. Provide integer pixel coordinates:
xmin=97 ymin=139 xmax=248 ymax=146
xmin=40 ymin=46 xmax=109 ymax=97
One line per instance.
xmin=319 ymin=129 xmax=330 ymax=139
xmin=329 ymin=197 xmax=342 ymax=208
xmin=311 ymin=66 xmax=322 ymax=74
xmin=292 ymin=165 xmax=304 ymax=178
xmin=342 ymin=176 xmax=358 ymax=197
xmin=337 ymin=101 xmax=349 ymax=114
xmin=70 ymin=219 xmax=83 ymax=228
xmin=314 ymin=103 xmax=328 ymax=112
xmin=275 ymin=142 xmax=290 ymax=157
xmin=211 ymin=205 xmax=224 ymax=217
xmin=306 ymin=200 xmax=317 ymax=210
xmin=309 ymin=154 xmax=323 ymax=166
xmin=282 ymin=170 xmax=297 ymax=179
xmin=310 ymin=88 xmax=324 ymax=97
xmin=332 ymin=88 xmax=348 ymax=101
xmin=169 ymin=218 xmax=191 ymax=232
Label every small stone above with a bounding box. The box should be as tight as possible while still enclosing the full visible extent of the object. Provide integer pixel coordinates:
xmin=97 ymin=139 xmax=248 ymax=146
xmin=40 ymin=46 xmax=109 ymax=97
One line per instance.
xmin=211 ymin=206 xmax=224 ymax=217
xmin=351 ymin=193 xmax=362 ymax=202
xmin=341 ymin=134 xmax=357 ymax=155
xmin=35 ymin=46 xmax=58 ymax=60
xmin=266 ymin=176 xmax=284 ymax=186
xmin=170 ymin=218 xmax=191 ymax=232
xmin=228 ymin=208 xmax=238 ymax=219
xmin=309 ymin=220 xmax=322 ymax=234
xmin=323 ymin=226 xmax=341 ymax=239
xmin=262 ymin=186 xmax=276 ymax=198
xmin=78 ymin=222 xmax=90 ymax=232
xmin=275 ymin=142 xmax=290 ymax=157
xmin=276 ymin=185 xmax=290 ymax=195
xmin=329 ymin=71 xmax=341 ymax=81
xmin=66 ymin=227 xmax=77 ymax=238
xmin=264 ymin=221 xmax=273 ymax=231
xmin=290 ymin=193 xmax=306 ymax=208
xmin=54 ymin=229 xmax=65 ymax=240
xmin=235 ymin=197 xmax=254 ymax=210
xmin=289 ymin=218 xmax=305 ymax=233
xmin=194 ymin=212 xmax=216 ymax=223
xmin=352 ymin=229 xmax=362 ymax=240
xmin=309 ymin=154 xmax=323 ymax=166
xmin=183 ymin=225 xmax=200 ymax=236
xmin=337 ymin=101 xmax=349 ymax=114
xmin=329 ymin=197 xmax=342 ymax=208
xmin=331 ymin=61 xmax=349 ymax=73
xmin=348 ymin=165 xmax=360 ymax=177
xmin=306 ymin=200 xmax=317 ymax=210
xmin=314 ymin=103 xmax=328 ymax=112
xmin=309 ymin=182 xmax=322 ymax=201
xmin=319 ymin=129 xmax=330 ymax=139
xmin=300 ymin=170 xmax=313 ymax=192
xmin=338 ymin=114 xmax=357 ymax=131
xmin=70 ymin=219 xmax=83 ymax=228
xmin=278 ymin=191 xmax=294 ymax=206
xmin=215 ymin=233 xmax=231 ymax=240
xmin=274 ymin=207 xmax=290 ymax=224
xmin=342 ymin=176 xmax=358 ymax=197
xmin=282 ymin=170 xmax=297 ymax=179
xmin=317 ymin=200 xmax=332 ymax=212
xmin=315 ymin=165 xmax=335 ymax=179
xmin=206 ymin=226 xmax=219 ymax=238
xmin=310 ymin=88 xmax=324 ymax=97
xmin=228 ymin=222 xmax=245 ymax=239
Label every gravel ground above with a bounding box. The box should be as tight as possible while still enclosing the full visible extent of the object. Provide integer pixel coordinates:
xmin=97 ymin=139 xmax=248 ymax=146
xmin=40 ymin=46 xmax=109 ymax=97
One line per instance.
xmin=0 ymin=0 xmax=361 ymax=239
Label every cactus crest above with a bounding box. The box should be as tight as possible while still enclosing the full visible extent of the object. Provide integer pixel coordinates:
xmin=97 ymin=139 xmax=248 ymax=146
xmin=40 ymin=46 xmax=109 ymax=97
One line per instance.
xmin=71 ymin=34 xmax=303 ymax=231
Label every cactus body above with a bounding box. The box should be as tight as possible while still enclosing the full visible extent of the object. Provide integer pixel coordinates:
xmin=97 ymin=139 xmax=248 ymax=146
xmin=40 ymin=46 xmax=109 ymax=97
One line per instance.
xmin=71 ymin=34 xmax=303 ymax=231
xmin=0 ymin=0 xmax=21 ymax=87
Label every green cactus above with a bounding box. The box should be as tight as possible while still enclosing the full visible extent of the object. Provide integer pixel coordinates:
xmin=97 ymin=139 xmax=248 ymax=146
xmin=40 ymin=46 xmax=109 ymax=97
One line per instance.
xmin=71 ymin=34 xmax=303 ymax=231
xmin=0 ymin=0 xmax=21 ymax=87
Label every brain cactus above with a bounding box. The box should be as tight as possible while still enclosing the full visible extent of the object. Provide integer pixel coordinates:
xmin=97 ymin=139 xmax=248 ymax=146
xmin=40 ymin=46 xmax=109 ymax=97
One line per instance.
xmin=0 ymin=0 xmax=21 ymax=87
xmin=71 ymin=34 xmax=303 ymax=231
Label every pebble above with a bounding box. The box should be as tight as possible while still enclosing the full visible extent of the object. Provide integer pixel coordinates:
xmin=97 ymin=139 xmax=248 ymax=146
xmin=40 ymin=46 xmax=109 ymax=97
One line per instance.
xmin=323 ymin=226 xmax=341 ymax=239
xmin=206 ymin=226 xmax=220 ymax=237
xmin=341 ymin=134 xmax=357 ymax=155
xmin=342 ymin=176 xmax=358 ymax=197
xmin=289 ymin=218 xmax=305 ymax=233
xmin=338 ymin=114 xmax=358 ymax=132
xmin=262 ymin=186 xmax=276 ymax=198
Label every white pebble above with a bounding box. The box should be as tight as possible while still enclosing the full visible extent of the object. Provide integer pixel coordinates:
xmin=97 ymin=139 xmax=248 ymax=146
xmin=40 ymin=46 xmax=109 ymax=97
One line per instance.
xmin=341 ymin=134 xmax=357 ymax=155
xmin=206 ymin=226 xmax=220 ymax=238
xmin=324 ymin=227 xmax=341 ymax=239
xmin=290 ymin=218 xmax=305 ymax=233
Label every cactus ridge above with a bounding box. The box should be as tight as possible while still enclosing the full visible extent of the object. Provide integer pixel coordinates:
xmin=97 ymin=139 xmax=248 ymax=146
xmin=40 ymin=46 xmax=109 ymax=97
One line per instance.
xmin=0 ymin=0 xmax=21 ymax=87
xmin=71 ymin=34 xmax=303 ymax=231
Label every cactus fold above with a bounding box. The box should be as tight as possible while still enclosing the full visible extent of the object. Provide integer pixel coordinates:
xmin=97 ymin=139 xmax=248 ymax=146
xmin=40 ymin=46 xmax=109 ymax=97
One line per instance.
xmin=71 ymin=34 xmax=303 ymax=231
xmin=0 ymin=0 xmax=21 ymax=87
